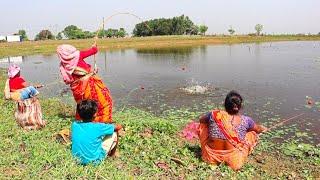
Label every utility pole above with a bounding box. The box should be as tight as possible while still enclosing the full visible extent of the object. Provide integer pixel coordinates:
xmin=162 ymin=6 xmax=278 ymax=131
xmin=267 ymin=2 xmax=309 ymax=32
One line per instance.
xmin=102 ymin=17 xmax=105 ymax=38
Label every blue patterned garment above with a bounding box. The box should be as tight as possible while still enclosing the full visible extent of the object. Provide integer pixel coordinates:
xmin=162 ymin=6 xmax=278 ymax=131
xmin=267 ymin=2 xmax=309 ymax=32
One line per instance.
xmin=207 ymin=112 xmax=255 ymax=141
xmin=20 ymin=86 xmax=39 ymax=100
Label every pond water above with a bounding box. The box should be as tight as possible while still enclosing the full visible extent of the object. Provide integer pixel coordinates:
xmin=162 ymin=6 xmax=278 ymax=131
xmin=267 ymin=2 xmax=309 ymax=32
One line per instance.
xmin=1 ymin=41 xmax=320 ymax=143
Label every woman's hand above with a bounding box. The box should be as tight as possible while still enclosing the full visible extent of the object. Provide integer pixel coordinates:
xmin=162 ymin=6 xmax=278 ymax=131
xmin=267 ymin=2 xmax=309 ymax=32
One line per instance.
xmin=34 ymin=84 xmax=44 ymax=88
xmin=92 ymin=36 xmax=98 ymax=47
xmin=115 ymin=124 xmax=123 ymax=131
xmin=251 ymin=124 xmax=269 ymax=134
xmin=92 ymin=41 xmax=97 ymax=48
xmin=259 ymin=125 xmax=269 ymax=133
xmin=199 ymin=113 xmax=210 ymax=124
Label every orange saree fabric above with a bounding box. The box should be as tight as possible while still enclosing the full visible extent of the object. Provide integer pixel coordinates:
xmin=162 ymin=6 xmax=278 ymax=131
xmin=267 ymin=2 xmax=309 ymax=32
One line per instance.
xmin=71 ymin=69 xmax=113 ymax=123
xmin=199 ymin=110 xmax=258 ymax=170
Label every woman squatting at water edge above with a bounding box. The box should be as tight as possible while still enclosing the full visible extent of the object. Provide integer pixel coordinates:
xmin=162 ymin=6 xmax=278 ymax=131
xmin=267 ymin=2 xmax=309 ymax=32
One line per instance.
xmin=56 ymin=43 xmax=113 ymax=123
xmin=4 ymin=64 xmax=46 ymax=130
xmin=183 ymin=90 xmax=268 ymax=170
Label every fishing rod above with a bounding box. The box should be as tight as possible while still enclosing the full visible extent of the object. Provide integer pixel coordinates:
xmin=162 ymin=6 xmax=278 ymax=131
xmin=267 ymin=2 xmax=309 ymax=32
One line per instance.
xmin=113 ymin=87 xmax=140 ymax=113
xmin=265 ymin=113 xmax=304 ymax=132
xmin=93 ymin=12 xmax=152 ymax=71
xmin=43 ymin=80 xmax=64 ymax=87
xmin=94 ymin=12 xmax=151 ymax=39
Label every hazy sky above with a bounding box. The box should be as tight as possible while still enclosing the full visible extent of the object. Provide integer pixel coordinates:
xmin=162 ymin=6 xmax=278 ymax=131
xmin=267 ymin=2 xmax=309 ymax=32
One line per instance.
xmin=1 ymin=0 xmax=319 ymax=38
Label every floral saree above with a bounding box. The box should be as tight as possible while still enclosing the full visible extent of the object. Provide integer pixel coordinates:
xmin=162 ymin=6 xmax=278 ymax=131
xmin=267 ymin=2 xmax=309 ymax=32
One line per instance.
xmin=199 ymin=110 xmax=257 ymax=170
xmin=71 ymin=67 xmax=113 ymax=123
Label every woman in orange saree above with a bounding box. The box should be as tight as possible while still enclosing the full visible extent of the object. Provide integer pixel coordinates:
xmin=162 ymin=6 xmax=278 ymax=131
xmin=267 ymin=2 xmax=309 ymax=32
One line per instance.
xmin=57 ymin=44 xmax=112 ymax=123
xmin=198 ymin=91 xmax=267 ymax=170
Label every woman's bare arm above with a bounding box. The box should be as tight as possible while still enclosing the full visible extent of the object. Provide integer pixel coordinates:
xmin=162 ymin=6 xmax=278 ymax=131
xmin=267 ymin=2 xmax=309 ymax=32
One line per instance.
xmin=21 ymin=82 xmax=28 ymax=88
xmin=23 ymin=82 xmax=44 ymax=89
xmin=199 ymin=113 xmax=210 ymax=124
xmin=250 ymin=124 xmax=268 ymax=134
xmin=79 ymin=46 xmax=98 ymax=59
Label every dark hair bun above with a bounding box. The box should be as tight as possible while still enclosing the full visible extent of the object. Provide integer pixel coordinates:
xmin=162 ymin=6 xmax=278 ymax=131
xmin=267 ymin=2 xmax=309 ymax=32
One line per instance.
xmin=224 ymin=90 xmax=243 ymax=115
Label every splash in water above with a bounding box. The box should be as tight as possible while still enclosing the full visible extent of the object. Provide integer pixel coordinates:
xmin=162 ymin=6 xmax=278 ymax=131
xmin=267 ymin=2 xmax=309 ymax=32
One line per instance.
xmin=181 ymin=85 xmax=208 ymax=94
xmin=181 ymin=78 xmax=211 ymax=95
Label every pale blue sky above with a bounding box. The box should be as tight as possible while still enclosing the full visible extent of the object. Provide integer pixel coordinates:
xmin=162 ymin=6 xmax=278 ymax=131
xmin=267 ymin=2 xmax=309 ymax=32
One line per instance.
xmin=1 ymin=0 xmax=319 ymax=38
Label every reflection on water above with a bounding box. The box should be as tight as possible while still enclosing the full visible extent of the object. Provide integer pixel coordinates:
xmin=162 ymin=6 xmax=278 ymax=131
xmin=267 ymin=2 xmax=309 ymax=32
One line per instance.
xmin=136 ymin=46 xmax=207 ymax=64
xmin=0 ymin=56 xmax=24 ymax=64
xmin=1 ymin=42 xmax=320 ymax=143
xmin=136 ymin=46 xmax=206 ymax=56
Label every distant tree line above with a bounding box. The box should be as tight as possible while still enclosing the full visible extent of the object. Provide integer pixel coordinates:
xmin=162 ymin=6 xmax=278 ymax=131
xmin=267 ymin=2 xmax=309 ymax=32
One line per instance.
xmin=60 ymin=25 xmax=127 ymax=40
xmin=97 ymin=28 xmax=127 ymax=38
xmin=7 ymin=18 xmax=320 ymax=42
xmin=133 ymin=15 xmax=203 ymax=36
xmin=227 ymin=24 xmax=264 ymax=36
xmin=62 ymin=25 xmax=95 ymax=39
xmin=18 ymin=25 xmax=128 ymax=41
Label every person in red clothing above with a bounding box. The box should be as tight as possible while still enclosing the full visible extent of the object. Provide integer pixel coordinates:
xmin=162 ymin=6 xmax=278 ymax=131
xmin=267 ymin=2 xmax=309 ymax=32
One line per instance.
xmin=6 ymin=64 xmax=42 ymax=101
xmin=4 ymin=64 xmax=46 ymax=130
xmin=57 ymin=43 xmax=113 ymax=123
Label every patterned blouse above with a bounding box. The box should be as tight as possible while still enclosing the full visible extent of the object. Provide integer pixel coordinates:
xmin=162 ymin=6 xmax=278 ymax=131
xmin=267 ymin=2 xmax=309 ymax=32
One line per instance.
xmin=207 ymin=112 xmax=255 ymax=141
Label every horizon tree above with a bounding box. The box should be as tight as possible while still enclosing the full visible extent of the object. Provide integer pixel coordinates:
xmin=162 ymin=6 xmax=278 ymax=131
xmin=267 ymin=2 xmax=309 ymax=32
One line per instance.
xmin=106 ymin=29 xmax=114 ymax=38
xmin=63 ymin=25 xmax=89 ymax=39
xmin=83 ymin=31 xmax=94 ymax=39
xmin=17 ymin=30 xmax=28 ymax=41
xmin=97 ymin=29 xmax=107 ymax=38
xmin=133 ymin=15 xmax=199 ymax=36
xmin=187 ymin=25 xmax=199 ymax=35
xmin=255 ymin=24 xmax=263 ymax=36
xmin=56 ymin=32 xmax=63 ymax=40
xmin=228 ymin=26 xmax=235 ymax=35
xmin=35 ymin=30 xmax=54 ymax=41
xmin=199 ymin=25 xmax=208 ymax=36
xmin=117 ymin=28 xmax=126 ymax=38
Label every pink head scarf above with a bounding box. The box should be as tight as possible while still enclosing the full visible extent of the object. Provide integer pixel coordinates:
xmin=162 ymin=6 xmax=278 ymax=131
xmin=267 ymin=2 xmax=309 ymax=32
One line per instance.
xmin=57 ymin=44 xmax=80 ymax=84
xmin=8 ymin=64 xmax=21 ymax=78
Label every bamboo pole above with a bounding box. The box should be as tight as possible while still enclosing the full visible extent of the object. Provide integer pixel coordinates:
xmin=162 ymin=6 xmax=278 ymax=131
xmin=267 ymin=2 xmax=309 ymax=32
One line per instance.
xmin=93 ymin=12 xmax=151 ymax=72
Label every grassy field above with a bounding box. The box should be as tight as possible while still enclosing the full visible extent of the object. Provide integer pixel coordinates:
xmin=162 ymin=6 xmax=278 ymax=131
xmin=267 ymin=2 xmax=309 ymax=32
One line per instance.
xmin=0 ymin=71 xmax=319 ymax=179
xmin=1 ymin=35 xmax=320 ymax=58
